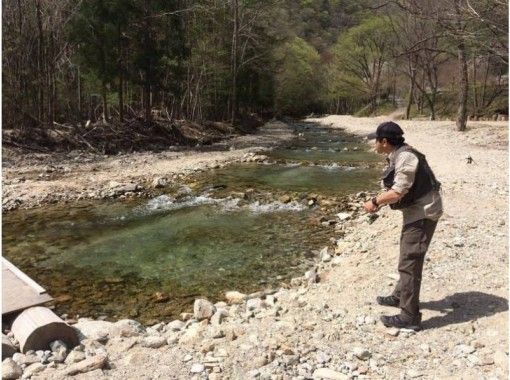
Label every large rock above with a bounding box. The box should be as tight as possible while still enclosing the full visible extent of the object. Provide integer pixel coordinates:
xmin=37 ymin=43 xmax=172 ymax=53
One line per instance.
xmin=2 ymin=358 xmax=22 ymax=379
xmin=194 ymin=299 xmax=216 ymax=320
xmin=74 ymin=319 xmax=145 ymax=341
xmin=62 ymin=353 xmax=108 ymax=376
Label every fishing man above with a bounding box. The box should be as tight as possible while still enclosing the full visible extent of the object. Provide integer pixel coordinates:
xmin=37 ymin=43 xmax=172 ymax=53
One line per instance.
xmin=363 ymin=121 xmax=442 ymax=330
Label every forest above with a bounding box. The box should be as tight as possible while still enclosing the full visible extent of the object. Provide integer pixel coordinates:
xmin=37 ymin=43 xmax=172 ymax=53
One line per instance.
xmin=2 ymin=0 xmax=508 ymax=151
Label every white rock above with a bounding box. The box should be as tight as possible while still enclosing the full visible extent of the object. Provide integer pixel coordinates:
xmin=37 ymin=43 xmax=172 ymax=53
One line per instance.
xmin=141 ymin=336 xmax=167 ymax=349
xmin=21 ymin=363 xmax=45 ymax=379
xmin=167 ymin=320 xmax=185 ymax=331
xmin=64 ymin=350 xmax=86 ymax=365
xmin=49 ymin=340 xmax=67 ymax=353
xmin=336 ymin=212 xmax=352 ymax=221
xmin=246 ymin=298 xmax=264 ymax=311
xmin=194 ymin=299 xmax=216 ymax=320
xmin=312 ymin=367 xmax=349 ymax=379
xmin=190 ymin=363 xmax=205 ymax=373
xmin=2 ymin=358 xmax=23 ymax=379
xmin=62 ymin=353 xmax=108 ymax=376
xmin=211 ymin=309 xmax=228 ymax=325
xmin=352 ymin=347 xmax=371 ymax=360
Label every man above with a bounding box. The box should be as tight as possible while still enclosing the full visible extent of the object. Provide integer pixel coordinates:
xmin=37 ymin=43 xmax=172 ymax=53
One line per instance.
xmin=363 ymin=121 xmax=443 ymax=331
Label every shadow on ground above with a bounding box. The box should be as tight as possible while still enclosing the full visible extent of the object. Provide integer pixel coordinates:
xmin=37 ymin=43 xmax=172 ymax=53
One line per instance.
xmin=421 ymin=291 xmax=508 ymax=330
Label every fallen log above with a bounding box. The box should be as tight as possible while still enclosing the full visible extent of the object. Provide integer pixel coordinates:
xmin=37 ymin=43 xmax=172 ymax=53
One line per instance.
xmin=11 ymin=306 xmax=79 ymax=353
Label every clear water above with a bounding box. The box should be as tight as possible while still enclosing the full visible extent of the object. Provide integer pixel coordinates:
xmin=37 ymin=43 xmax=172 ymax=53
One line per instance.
xmin=2 ymin=122 xmax=382 ymax=323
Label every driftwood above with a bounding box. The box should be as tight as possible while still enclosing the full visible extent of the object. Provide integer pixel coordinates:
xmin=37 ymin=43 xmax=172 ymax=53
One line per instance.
xmin=11 ymin=306 xmax=79 ymax=353
xmin=2 ymin=333 xmax=17 ymax=359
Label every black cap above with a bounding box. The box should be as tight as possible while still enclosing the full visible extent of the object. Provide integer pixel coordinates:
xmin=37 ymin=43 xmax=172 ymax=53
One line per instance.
xmin=367 ymin=121 xmax=404 ymax=140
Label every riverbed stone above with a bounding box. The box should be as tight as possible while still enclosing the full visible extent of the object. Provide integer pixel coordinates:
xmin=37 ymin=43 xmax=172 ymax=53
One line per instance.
xmin=62 ymin=353 xmax=108 ymax=376
xmin=141 ymin=336 xmax=167 ymax=349
xmin=64 ymin=350 xmax=86 ymax=365
xmin=2 ymin=358 xmax=23 ymax=379
xmin=225 ymin=291 xmax=246 ymax=304
xmin=312 ymin=367 xmax=349 ymax=379
xmin=21 ymin=363 xmax=45 ymax=379
xmin=167 ymin=320 xmax=185 ymax=332
xmin=194 ymin=299 xmax=216 ymax=320
xmin=190 ymin=363 xmax=205 ymax=373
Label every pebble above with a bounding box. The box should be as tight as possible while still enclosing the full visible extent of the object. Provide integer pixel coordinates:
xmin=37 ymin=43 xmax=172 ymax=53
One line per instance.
xmin=194 ymin=299 xmax=216 ymax=320
xmin=352 ymin=347 xmax=371 ymax=360
xmin=141 ymin=336 xmax=167 ymax=349
xmin=190 ymin=363 xmax=205 ymax=373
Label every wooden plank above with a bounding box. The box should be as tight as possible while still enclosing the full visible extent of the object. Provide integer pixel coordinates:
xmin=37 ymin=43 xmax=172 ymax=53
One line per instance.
xmin=2 ymin=258 xmax=53 ymax=315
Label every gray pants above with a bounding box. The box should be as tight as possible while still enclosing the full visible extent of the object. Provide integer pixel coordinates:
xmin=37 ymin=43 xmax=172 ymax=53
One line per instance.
xmin=391 ymin=218 xmax=437 ymax=321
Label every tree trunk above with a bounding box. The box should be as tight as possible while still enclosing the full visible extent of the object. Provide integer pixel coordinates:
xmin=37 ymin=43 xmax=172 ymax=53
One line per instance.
xmin=35 ymin=0 xmax=44 ymax=123
xmin=230 ymin=0 xmax=239 ymax=126
xmin=456 ymin=40 xmax=468 ymax=131
xmin=118 ymin=24 xmax=124 ymax=122
xmin=102 ymin=81 xmax=108 ymax=122
xmin=405 ymin=66 xmax=416 ymax=120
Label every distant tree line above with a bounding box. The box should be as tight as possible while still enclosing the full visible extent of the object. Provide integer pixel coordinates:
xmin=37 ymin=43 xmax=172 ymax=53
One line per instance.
xmin=2 ymin=0 xmax=508 ymax=132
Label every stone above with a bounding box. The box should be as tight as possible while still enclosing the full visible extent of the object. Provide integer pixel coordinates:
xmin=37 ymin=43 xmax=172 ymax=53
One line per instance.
xmin=336 ymin=212 xmax=352 ymax=221
xmin=49 ymin=340 xmax=67 ymax=353
xmin=319 ymin=247 xmax=331 ymax=262
xmin=180 ymin=313 xmax=193 ymax=321
xmin=141 ymin=336 xmax=167 ymax=349
xmin=246 ymin=298 xmax=264 ymax=311
xmin=493 ymin=350 xmax=507 ymax=368
xmin=305 ymin=267 xmax=318 ymax=284
xmin=352 ymin=347 xmax=371 ymax=360
xmin=211 ymin=310 xmax=228 ymax=326
xmin=152 ymin=177 xmax=167 ymax=188
xmin=11 ymin=354 xmax=38 ymax=367
xmin=167 ymin=320 xmax=185 ymax=332
xmin=2 ymin=358 xmax=22 ymax=379
xmin=21 ymin=363 xmax=45 ymax=378
xmin=64 ymin=350 xmax=86 ymax=365
xmin=194 ymin=299 xmax=216 ymax=320
xmin=312 ymin=367 xmax=349 ymax=379
xmin=225 ymin=291 xmax=246 ymax=304
xmin=279 ymin=195 xmax=292 ymax=204
xmin=190 ymin=363 xmax=205 ymax=373
xmin=62 ymin=353 xmax=108 ymax=376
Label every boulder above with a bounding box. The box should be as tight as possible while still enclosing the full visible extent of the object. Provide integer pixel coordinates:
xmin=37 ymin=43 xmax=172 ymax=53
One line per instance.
xmin=64 ymin=350 xmax=86 ymax=365
xmin=21 ymin=363 xmax=45 ymax=378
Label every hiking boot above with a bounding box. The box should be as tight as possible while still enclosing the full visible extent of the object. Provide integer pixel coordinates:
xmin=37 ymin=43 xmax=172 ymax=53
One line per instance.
xmin=380 ymin=314 xmax=422 ymax=331
xmin=376 ymin=295 xmax=400 ymax=308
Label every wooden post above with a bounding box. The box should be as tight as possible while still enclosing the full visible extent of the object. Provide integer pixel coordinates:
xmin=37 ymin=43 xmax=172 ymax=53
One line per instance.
xmin=11 ymin=307 xmax=79 ymax=353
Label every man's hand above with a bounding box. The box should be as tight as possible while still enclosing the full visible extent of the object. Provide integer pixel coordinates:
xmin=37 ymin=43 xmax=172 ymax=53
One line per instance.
xmin=363 ymin=200 xmax=378 ymax=213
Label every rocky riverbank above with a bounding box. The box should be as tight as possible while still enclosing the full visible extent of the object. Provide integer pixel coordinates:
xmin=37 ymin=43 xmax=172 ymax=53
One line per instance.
xmin=2 ymin=121 xmax=294 ymax=212
xmin=2 ymin=116 xmax=508 ymax=379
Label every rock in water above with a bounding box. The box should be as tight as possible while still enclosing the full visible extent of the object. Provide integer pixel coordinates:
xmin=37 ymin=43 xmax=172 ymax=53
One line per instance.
xmin=194 ymin=299 xmax=216 ymax=320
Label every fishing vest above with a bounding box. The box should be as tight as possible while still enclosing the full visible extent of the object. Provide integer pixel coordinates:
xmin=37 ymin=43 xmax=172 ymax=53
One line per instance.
xmin=382 ymin=146 xmax=441 ymax=210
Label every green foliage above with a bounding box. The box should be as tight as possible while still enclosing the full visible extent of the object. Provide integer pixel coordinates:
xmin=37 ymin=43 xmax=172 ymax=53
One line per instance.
xmin=273 ymin=37 xmax=324 ymax=116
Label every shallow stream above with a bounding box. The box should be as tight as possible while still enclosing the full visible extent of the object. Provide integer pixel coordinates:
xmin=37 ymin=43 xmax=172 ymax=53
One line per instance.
xmin=3 ymin=122 xmax=381 ymax=323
